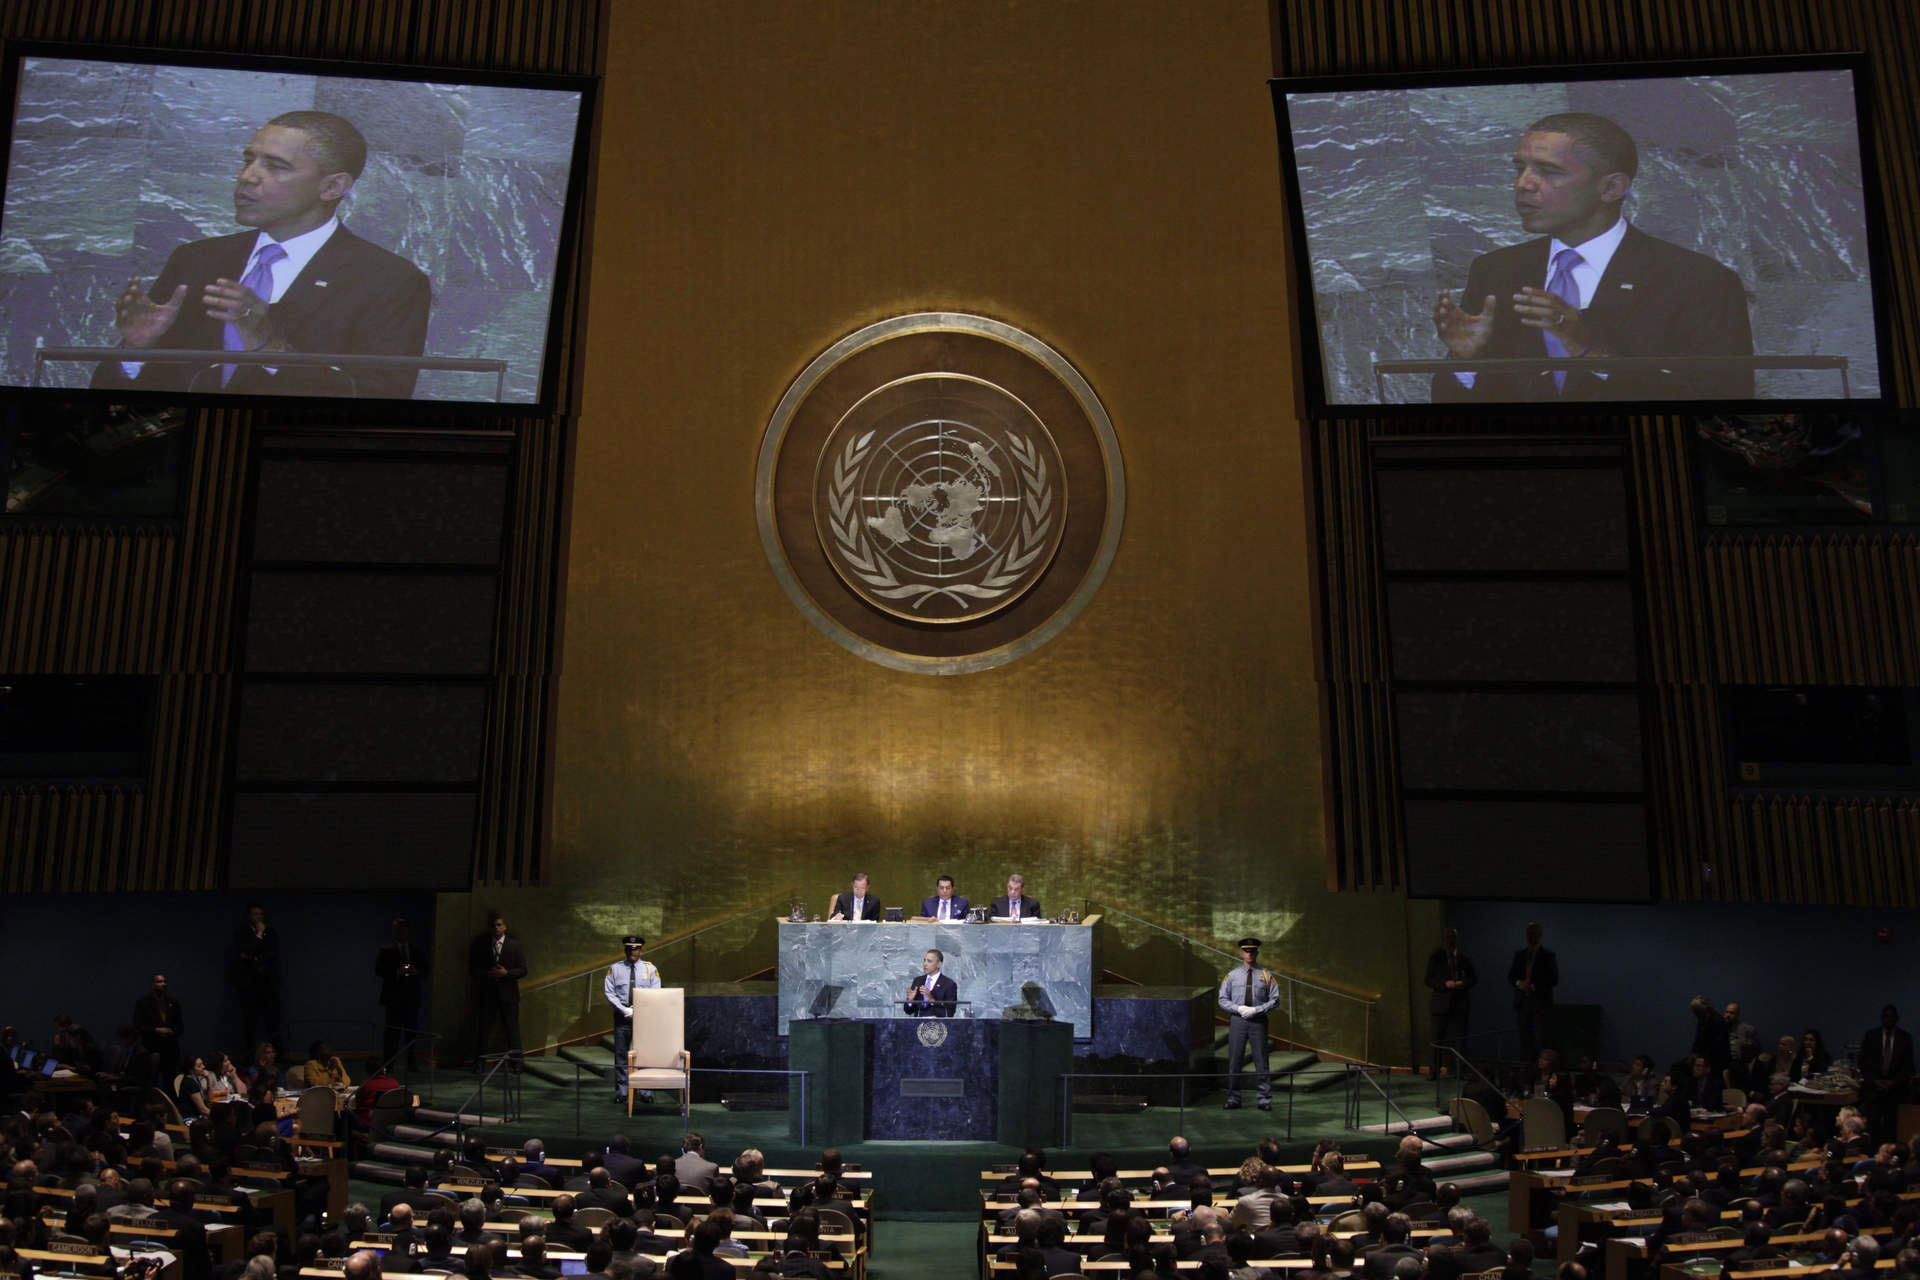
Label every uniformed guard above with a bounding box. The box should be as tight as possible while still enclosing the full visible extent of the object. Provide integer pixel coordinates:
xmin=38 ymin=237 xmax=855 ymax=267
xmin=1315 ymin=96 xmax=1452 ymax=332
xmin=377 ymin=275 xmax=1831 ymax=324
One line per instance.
xmin=604 ymin=934 xmax=661 ymax=1105
xmin=1219 ymin=935 xmax=1280 ymax=1110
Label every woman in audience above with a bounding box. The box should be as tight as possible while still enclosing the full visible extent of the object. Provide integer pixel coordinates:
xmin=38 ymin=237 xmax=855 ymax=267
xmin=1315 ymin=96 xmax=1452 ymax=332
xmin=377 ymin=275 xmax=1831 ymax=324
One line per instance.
xmin=208 ymin=1051 xmax=243 ymax=1101
xmin=1773 ymin=1034 xmax=1801 ymax=1082
xmin=248 ymin=1042 xmax=281 ymax=1093
xmin=303 ymin=1041 xmax=351 ymax=1088
xmin=1801 ymin=1029 xmax=1833 ymax=1078
xmin=177 ymin=1053 xmax=218 ymax=1117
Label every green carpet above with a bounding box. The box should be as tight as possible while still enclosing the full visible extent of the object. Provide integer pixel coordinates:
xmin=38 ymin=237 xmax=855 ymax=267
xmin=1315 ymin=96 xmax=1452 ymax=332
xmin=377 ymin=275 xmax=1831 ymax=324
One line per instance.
xmin=358 ymin=1064 xmax=1475 ymax=1230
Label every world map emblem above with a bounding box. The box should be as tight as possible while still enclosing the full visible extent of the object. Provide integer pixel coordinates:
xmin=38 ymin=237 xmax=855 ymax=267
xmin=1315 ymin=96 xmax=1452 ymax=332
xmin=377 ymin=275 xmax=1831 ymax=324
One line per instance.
xmin=757 ymin=313 xmax=1126 ymax=674
xmin=814 ymin=376 xmax=1067 ymax=622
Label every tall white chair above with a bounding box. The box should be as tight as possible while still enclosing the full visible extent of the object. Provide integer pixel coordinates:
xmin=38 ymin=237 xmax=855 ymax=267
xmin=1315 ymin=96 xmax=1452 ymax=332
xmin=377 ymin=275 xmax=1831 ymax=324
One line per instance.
xmin=626 ymin=986 xmax=691 ymax=1120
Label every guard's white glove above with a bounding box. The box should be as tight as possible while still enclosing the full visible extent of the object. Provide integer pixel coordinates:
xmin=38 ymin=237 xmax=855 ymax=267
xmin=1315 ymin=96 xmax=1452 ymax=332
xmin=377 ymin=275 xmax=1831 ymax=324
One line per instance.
xmin=1238 ymin=1005 xmax=1255 ymax=1018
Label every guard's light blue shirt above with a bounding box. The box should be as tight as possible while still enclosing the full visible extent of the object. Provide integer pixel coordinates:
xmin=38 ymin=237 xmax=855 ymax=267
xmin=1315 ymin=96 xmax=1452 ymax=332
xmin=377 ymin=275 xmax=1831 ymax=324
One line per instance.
xmin=1218 ymin=965 xmax=1281 ymax=1018
xmin=604 ymin=956 xmax=661 ymax=1017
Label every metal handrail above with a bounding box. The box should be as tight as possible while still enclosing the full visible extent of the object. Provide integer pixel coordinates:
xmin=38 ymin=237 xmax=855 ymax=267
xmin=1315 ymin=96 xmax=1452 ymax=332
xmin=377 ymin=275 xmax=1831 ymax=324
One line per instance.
xmin=1058 ymin=1065 xmax=1317 ymax=1145
xmin=1429 ymin=1042 xmax=1505 ymax=1114
xmin=1086 ymin=899 xmax=1382 ymax=1003
xmin=1344 ymin=1061 xmax=1419 ymax=1136
xmin=1089 ymin=897 xmax=1379 ymax=1063
xmin=427 ymin=1051 xmax=520 ymax=1145
xmin=520 ymin=885 xmax=798 ymax=995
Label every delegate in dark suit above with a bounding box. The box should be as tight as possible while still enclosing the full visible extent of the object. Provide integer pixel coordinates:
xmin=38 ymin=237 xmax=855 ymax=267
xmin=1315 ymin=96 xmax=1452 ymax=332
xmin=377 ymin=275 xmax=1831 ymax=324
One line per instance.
xmin=830 ymin=891 xmax=882 ymax=921
xmin=906 ymin=971 xmax=958 ymax=1018
xmin=1431 ymin=225 xmax=1752 ymax=403
xmin=1508 ymin=924 xmax=1559 ymax=1066
xmin=989 ymin=894 xmax=1042 ymax=919
xmin=375 ymin=921 xmax=429 ymax=1070
xmin=93 ymin=226 xmax=429 ymax=399
xmin=919 ymin=893 xmax=971 ymax=921
xmin=1424 ymin=929 xmax=1475 ymax=1077
xmin=1856 ymin=1008 xmax=1914 ymax=1137
xmin=469 ymin=916 xmax=527 ymax=1064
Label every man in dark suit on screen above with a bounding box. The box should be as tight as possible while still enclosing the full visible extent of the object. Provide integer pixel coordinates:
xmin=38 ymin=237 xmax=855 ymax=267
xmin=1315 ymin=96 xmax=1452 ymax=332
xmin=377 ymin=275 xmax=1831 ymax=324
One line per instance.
xmin=1431 ymin=111 xmax=1752 ymax=403
xmin=94 ymin=110 xmax=429 ymax=399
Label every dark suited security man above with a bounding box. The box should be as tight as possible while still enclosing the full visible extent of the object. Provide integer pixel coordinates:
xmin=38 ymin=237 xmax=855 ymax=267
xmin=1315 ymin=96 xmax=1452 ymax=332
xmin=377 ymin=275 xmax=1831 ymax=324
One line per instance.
xmin=1507 ymin=921 xmax=1559 ymax=1066
xmin=990 ymin=874 xmax=1043 ymax=920
xmin=94 ymin=110 xmax=429 ymax=399
xmin=1424 ymin=928 xmax=1476 ymax=1077
xmin=1856 ymin=1004 xmax=1913 ymax=1140
xmin=133 ymin=972 xmax=186 ymax=1085
xmin=919 ymin=876 xmax=971 ymax=922
xmin=604 ymin=934 xmax=660 ymax=1105
xmin=468 ymin=912 xmax=528 ymax=1066
xmin=828 ymin=873 xmax=881 ymax=921
xmin=1432 ymin=111 xmax=1752 ymax=403
xmin=1218 ymin=937 xmax=1280 ymax=1110
xmin=227 ymin=903 xmax=282 ymax=1058
xmin=375 ymin=918 xmax=428 ymax=1071
xmin=905 ymin=949 xmax=958 ymax=1017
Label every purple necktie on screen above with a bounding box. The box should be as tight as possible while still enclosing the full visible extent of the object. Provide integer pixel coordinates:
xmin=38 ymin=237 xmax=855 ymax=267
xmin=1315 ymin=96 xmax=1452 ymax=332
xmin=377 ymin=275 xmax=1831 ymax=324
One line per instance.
xmin=221 ymin=242 xmax=287 ymax=387
xmin=1542 ymin=247 xmax=1584 ymax=393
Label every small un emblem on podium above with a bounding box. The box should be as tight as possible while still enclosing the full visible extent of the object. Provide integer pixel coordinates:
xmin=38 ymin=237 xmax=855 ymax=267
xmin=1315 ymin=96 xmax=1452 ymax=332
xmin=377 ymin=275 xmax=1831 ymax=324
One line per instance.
xmin=917 ymin=1020 xmax=948 ymax=1048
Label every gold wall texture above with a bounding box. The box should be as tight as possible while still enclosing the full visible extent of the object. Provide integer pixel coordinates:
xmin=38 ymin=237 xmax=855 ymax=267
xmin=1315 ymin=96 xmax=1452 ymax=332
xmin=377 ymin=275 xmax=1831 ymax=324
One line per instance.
xmin=431 ymin=0 xmax=1429 ymax=1065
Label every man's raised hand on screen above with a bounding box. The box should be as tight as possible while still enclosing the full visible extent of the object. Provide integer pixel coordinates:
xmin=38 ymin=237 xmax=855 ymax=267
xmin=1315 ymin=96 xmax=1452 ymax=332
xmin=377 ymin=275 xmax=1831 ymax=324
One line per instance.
xmin=203 ymin=278 xmax=282 ymax=352
xmin=115 ymin=278 xmax=187 ymax=349
xmin=1433 ymin=291 xmax=1497 ymax=359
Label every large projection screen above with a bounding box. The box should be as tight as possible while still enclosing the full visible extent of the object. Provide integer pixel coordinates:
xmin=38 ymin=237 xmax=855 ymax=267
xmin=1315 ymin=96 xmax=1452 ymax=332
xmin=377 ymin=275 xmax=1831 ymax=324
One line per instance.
xmin=1273 ymin=56 xmax=1891 ymax=414
xmin=0 ymin=47 xmax=591 ymax=408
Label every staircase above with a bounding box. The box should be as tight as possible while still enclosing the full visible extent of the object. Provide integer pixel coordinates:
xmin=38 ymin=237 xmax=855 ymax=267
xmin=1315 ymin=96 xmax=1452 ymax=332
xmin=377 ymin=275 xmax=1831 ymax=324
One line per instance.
xmin=522 ymin=1039 xmax=616 ymax=1089
xmin=350 ymin=1103 xmax=512 ymax=1186
xmin=1206 ymin=1027 xmax=1354 ymax=1094
xmin=1358 ymin=1110 xmax=1509 ymax=1194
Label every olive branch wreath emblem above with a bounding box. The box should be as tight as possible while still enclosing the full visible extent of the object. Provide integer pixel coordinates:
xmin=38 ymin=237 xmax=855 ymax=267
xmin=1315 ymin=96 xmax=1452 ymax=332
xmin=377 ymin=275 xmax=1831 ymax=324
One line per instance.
xmin=826 ymin=429 xmax=1055 ymax=612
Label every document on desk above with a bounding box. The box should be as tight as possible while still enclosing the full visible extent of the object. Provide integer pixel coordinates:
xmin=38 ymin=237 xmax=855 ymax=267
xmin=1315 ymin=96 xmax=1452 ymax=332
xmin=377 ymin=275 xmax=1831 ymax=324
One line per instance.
xmin=1534 ymin=1168 xmax=1577 ymax=1179
xmin=1585 ymin=1201 xmax=1632 ymax=1212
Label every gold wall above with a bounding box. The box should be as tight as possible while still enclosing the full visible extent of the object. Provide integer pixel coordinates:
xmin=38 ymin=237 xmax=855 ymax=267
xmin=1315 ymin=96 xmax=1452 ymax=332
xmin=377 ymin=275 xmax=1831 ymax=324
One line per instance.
xmin=435 ymin=0 xmax=1429 ymax=1064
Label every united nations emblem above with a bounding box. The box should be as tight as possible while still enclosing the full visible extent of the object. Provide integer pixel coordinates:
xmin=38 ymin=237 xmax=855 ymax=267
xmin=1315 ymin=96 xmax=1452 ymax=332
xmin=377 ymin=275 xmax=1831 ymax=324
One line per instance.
xmin=757 ymin=314 xmax=1125 ymax=674
xmin=916 ymin=1020 xmax=948 ymax=1047
xmin=815 ymin=376 xmax=1065 ymax=622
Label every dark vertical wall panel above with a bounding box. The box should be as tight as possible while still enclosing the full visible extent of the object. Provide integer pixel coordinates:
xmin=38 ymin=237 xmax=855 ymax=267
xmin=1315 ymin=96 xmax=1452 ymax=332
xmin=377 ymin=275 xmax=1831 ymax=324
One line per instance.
xmin=1286 ymin=0 xmax=1920 ymax=905
xmin=0 ymin=0 xmax=597 ymax=890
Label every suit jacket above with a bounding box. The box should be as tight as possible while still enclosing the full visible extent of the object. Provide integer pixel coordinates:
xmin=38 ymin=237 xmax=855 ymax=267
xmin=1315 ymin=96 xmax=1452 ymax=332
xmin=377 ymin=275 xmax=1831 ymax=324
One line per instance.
xmin=1362 ymin=1243 xmax=1426 ymax=1280
xmin=673 ymin=1150 xmax=720 ymax=1193
xmin=1424 ymin=948 xmax=1476 ymax=1015
xmin=990 ymin=895 xmax=1043 ymax=920
xmin=1432 ymin=224 xmax=1753 ymax=404
xmin=919 ymin=895 xmax=971 ymax=921
xmin=92 ymin=224 xmax=431 ymax=400
xmin=134 ymin=992 xmax=186 ymax=1050
xmin=1507 ymin=945 xmax=1558 ymax=1010
xmin=1857 ymin=1025 xmax=1914 ymax=1086
xmin=376 ymin=942 xmax=429 ymax=1008
xmin=469 ymin=935 xmax=528 ymax=1005
xmin=831 ymin=893 xmax=882 ymax=921
xmin=906 ymin=971 xmax=958 ymax=1018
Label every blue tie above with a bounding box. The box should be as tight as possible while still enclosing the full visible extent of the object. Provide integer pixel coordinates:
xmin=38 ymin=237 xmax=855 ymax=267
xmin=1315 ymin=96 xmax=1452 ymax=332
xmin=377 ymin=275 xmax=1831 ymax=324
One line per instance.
xmin=1542 ymin=247 xmax=1584 ymax=393
xmin=222 ymin=242 xmax=287 ymax=386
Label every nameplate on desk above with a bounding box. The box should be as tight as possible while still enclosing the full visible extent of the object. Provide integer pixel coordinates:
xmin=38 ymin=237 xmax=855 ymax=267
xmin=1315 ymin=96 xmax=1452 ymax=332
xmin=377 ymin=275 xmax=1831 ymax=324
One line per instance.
xmin=899 ymin=1078 xmax=964 ymax=1097
xmin=48 ymin=1244 xmax=107 ymax=1257
xmin=444 ymin=1175 xmax=490 ymax=1187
